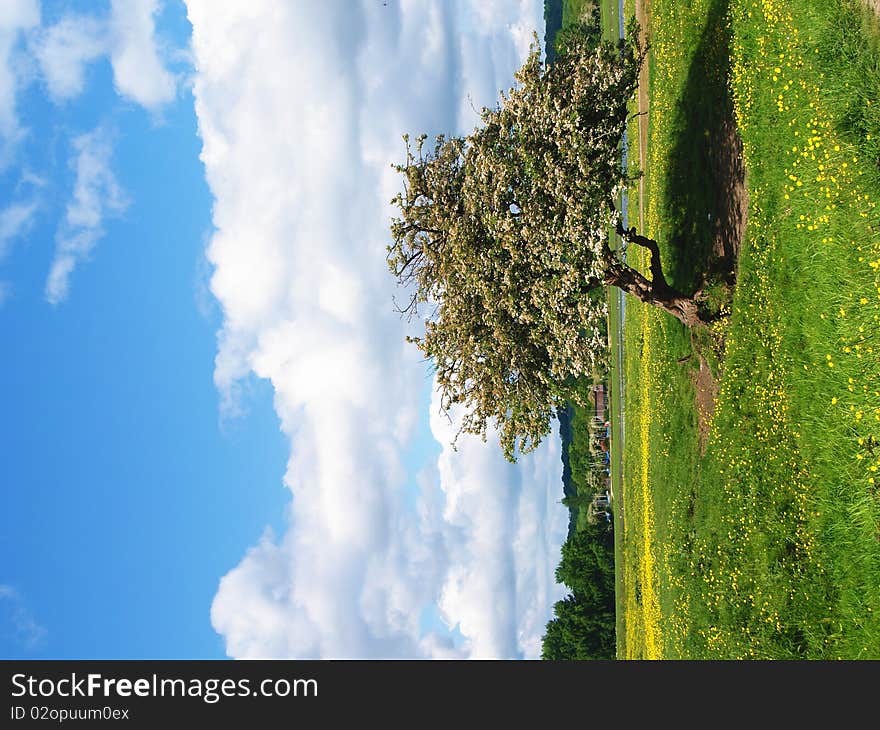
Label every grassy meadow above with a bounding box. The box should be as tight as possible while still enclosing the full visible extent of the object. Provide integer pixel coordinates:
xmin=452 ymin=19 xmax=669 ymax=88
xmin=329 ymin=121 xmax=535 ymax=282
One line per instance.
xmin=610 ymin=0 xmax=880 ymax=659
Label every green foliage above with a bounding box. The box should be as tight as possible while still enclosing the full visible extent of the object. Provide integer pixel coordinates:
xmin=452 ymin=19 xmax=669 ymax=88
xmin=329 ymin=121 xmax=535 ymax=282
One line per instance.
xmin=556 ymin=2 xmax=602 ymax=58
xmin=544 ymin=0 xmax=563 ymax=64
xmin=562 ymin=0 xmax=599 ymax=28
xmin=568 ymin=403 xmax=601 ymax=488
xmin=559 ymin=378 xmax=613 ymax=529
xmin=542 ymin=522 xmax=616 ymax=659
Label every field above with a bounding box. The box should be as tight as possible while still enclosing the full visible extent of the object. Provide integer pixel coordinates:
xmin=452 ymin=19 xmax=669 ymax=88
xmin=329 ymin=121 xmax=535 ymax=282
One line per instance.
xmin=611 ymin=0 xmax=880 ymax=658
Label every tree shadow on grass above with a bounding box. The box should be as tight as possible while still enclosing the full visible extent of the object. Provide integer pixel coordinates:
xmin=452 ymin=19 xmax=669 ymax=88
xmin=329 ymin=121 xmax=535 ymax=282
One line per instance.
xmin=660 ymin=0 xmax=747 ymax=297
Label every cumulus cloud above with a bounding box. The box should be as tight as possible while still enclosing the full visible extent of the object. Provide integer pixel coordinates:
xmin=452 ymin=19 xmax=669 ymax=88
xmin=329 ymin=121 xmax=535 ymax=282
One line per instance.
xmin=190 ymin=0 xmax=566 ymax=658
xmin=108 ymin=0 xmax=176 ymax=108
xmin=32 ymin=0 xmax=175 ymax=110
xmin=0 ymin=585 xmax=47 ymax=652
xmin=46 ymin=127 xmax=127 ymax=305
xmin=0 ymin=0 xmax=39 ymax=162
xmin=427 ymin=393 xmax=566 ymax=658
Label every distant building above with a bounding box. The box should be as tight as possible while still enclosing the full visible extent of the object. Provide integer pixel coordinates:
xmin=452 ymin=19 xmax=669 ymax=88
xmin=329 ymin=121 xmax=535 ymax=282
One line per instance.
xmin=592 ymin=384 xmax=606 ymax=423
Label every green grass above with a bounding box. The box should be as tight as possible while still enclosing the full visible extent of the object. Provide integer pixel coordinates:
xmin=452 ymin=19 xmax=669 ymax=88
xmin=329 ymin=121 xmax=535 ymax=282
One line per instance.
xmin=617 ymin=0 xmax=880 ymax=658
xmin=598 ymin=0 xmax=619 ymax=43
xmin=564 ymin=0 xmax=601 ymax=27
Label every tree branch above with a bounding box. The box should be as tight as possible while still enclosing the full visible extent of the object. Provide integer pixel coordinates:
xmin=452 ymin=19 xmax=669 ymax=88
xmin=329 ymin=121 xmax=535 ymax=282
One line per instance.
xmin=615 ymin=222 xmax=669 ymax=290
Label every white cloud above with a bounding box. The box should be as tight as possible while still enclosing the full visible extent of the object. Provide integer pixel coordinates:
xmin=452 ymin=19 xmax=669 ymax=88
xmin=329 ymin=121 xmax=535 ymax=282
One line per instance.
xmin=0 ymin=0 xmax=39 ymax=162
xmin=0 ymin=176 xmax=41 ymax=306
xmin=0 ymin=585 xmax=47 ymax=651
xmin=32 ymin=0 xmax=176 ymax=110
xmin=108 ymin=0 xmax=176 ymax=109
xmin=46 ymin=127 xmax=127 ymax=305
xmin=31 ymin=14 xmax=105 ymax=101
xmin=427 ymin=392 xmax=566 ymax=658
xmin=190 ymin=0 xmax=565 ymax=659
xmin=0 ymin=199 xmax=38 ymax=261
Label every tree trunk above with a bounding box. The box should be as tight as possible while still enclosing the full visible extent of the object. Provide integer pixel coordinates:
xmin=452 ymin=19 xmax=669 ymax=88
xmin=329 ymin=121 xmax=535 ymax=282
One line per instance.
xmin=605 ymin=263 xmax=705 ymax=327
xmin=604 ymin=224 xmax=709 ymax=328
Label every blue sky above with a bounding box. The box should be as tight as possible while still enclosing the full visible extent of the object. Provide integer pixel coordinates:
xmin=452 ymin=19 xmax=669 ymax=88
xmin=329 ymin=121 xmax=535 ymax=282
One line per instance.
xmin=1 ymin=0 xmax=567 ymax=660
xmin=1 ymin=0 xmax=289 ymax=658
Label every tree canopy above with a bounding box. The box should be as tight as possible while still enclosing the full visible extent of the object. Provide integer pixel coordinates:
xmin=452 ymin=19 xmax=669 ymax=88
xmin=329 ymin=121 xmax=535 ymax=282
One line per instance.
xmin=388 ymin=24 xmax=706 ymax=460
xmin=541 ymin=521 xmax=616 ymax=660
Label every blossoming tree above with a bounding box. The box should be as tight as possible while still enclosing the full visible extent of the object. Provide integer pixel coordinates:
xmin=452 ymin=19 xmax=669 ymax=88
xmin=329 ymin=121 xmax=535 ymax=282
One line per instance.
xmin=388 ymin=26 xmax=710 ymax=460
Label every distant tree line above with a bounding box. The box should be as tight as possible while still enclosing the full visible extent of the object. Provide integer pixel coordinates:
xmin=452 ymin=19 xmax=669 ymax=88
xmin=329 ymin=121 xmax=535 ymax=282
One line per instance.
xmin=541 ymin=520 xmax=616 ymax=660
xmin=543 ymin=0 xmax=563 ymax=64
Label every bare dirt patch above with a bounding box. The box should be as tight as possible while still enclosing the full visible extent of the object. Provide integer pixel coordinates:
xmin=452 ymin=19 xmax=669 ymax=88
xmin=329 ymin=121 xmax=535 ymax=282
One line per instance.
xmin=689 ymin=354 xmax=718 ymax=453
xmin=866 ymin=0 xmax=880 ymax=17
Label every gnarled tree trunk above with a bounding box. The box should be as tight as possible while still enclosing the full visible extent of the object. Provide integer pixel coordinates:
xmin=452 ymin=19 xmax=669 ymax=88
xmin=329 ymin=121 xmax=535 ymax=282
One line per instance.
xmin=603 ymin=224 xmax=709 ymax=329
